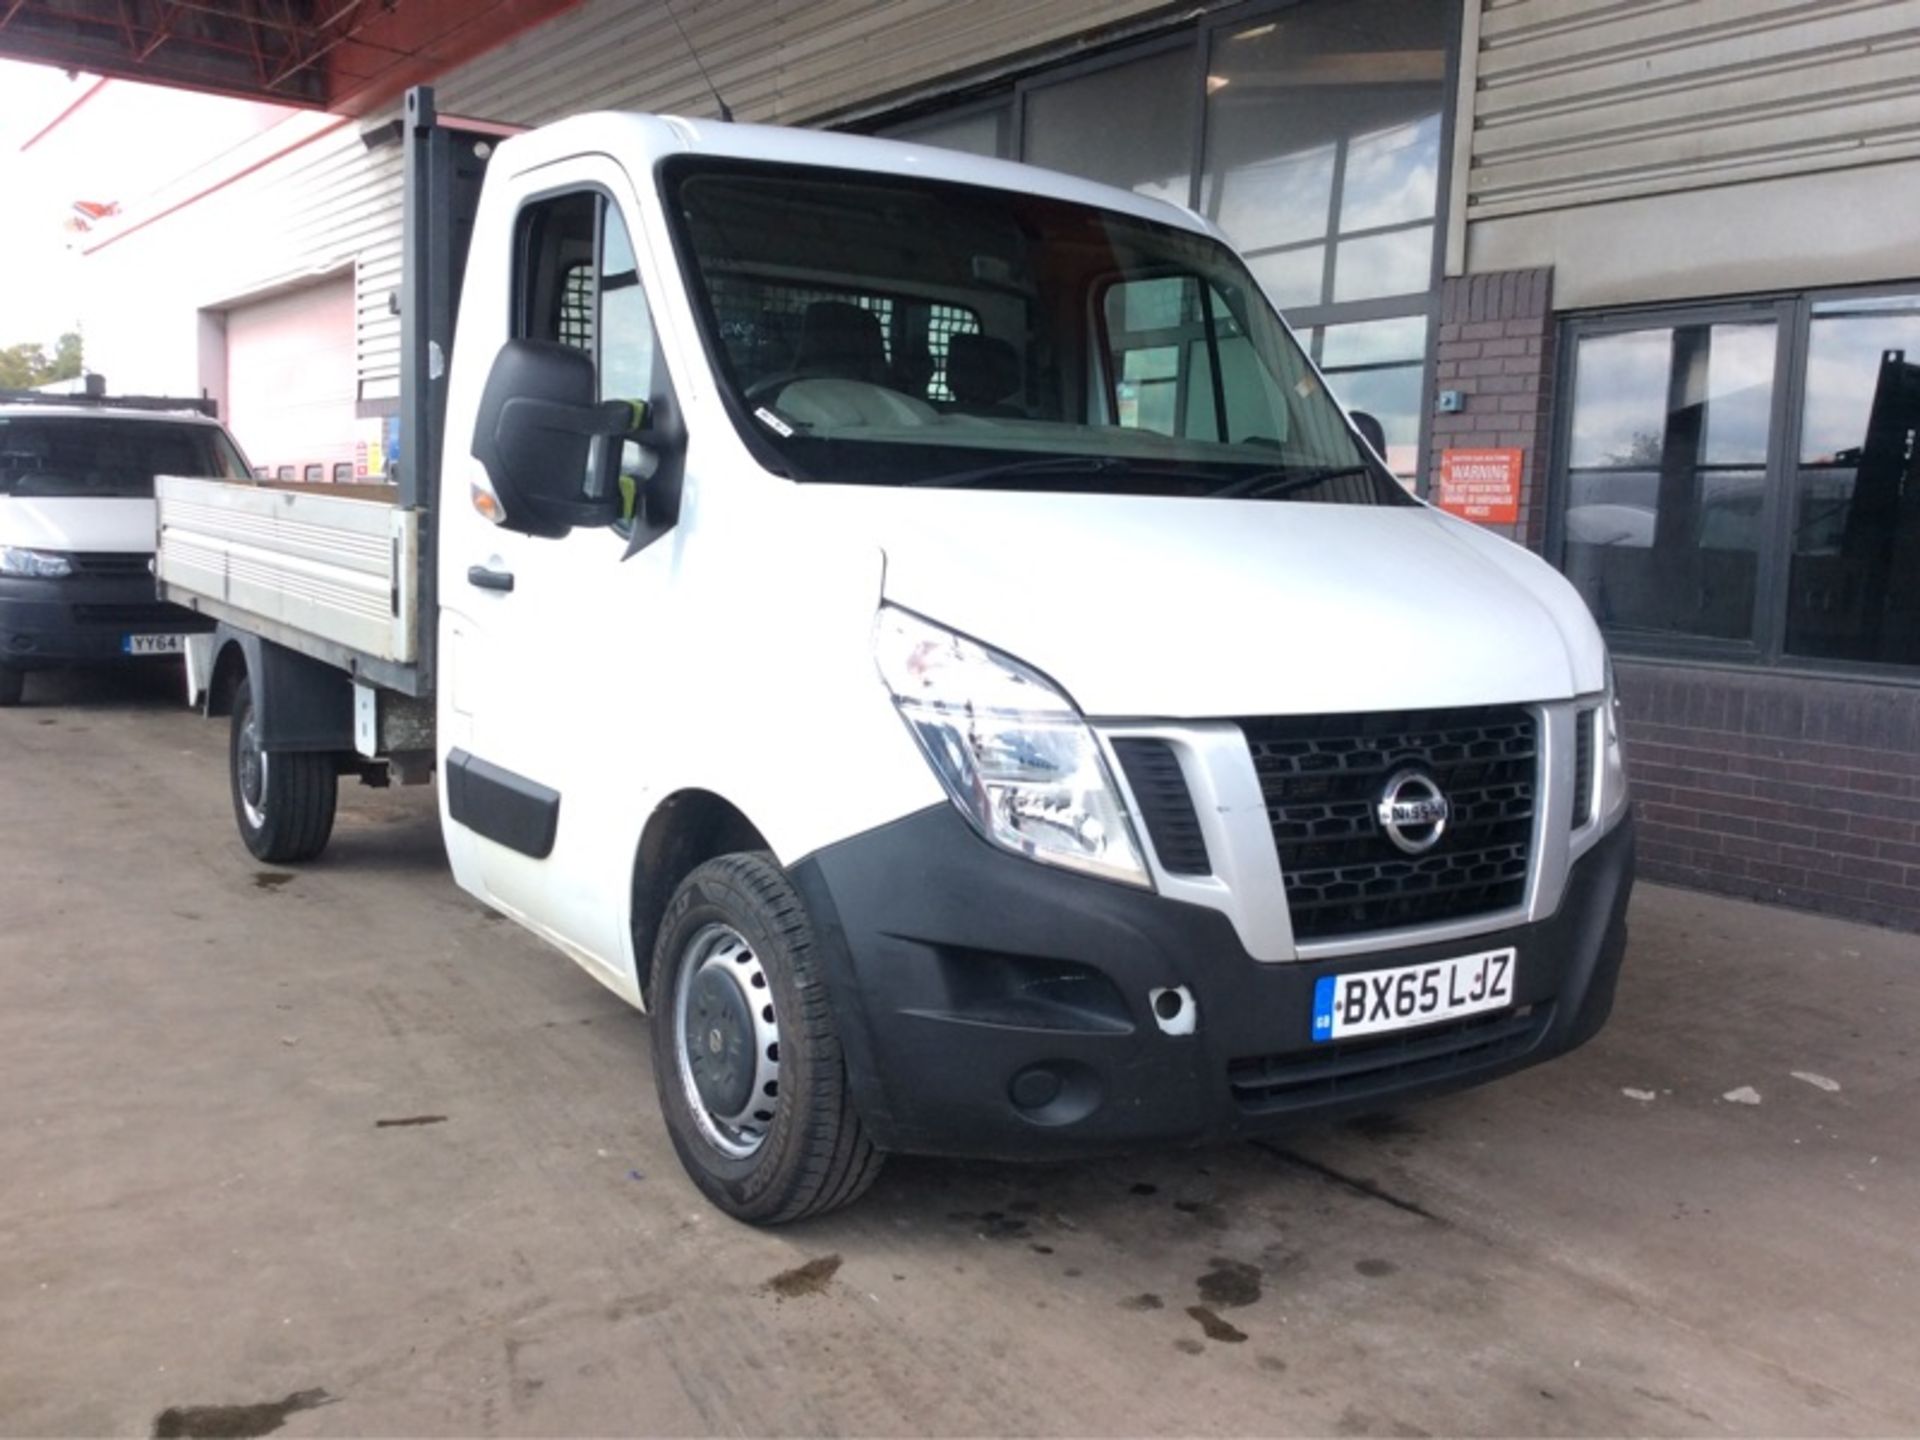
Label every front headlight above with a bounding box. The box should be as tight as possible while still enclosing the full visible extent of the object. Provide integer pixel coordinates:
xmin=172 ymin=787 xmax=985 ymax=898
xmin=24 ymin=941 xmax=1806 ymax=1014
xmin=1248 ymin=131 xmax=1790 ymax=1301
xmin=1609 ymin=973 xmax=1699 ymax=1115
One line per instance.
xmin=873 ymin=605 xmax=1149 ymax=887
xmin=1598 ymin=653 xmax=1629 ymax=827
xmin=0 ymin=546 xmax=73 ymax=578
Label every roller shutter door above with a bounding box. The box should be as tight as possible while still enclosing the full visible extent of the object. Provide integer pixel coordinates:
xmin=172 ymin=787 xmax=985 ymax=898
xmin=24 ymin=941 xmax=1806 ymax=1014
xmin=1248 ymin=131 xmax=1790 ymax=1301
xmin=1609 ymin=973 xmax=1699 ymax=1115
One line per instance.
xmin=224 ymin=274 xmax=355 ymax=477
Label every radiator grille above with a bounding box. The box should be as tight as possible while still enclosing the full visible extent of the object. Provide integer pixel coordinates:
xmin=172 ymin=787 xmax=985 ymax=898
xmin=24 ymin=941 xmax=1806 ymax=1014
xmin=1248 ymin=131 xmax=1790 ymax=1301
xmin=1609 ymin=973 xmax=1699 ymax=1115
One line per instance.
xmin=1239 ymin=706 xmax=1538 ymax=940
xmin=1229 ymin=1004 xmax=1552 ymax=1112
xmin=65 ymin=552 xmax=153 ymax=578
xmin=71 ymin=604 xmax=177 ymax=627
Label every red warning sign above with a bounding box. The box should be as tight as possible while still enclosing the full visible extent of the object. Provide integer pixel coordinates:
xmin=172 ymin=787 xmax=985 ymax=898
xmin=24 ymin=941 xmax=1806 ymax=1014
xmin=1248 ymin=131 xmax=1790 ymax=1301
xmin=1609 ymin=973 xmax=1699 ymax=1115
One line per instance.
xmin=1436 ymin=448 xmax=1523 ymax=525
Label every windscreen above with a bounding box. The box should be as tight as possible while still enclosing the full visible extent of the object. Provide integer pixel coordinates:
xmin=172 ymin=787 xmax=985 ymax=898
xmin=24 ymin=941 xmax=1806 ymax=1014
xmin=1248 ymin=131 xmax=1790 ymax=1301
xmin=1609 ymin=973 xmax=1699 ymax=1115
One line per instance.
xmin=665 ymin=159 xmax=1411 ymax=505
xmin=0 ymin=416 xmax=247 ymax=499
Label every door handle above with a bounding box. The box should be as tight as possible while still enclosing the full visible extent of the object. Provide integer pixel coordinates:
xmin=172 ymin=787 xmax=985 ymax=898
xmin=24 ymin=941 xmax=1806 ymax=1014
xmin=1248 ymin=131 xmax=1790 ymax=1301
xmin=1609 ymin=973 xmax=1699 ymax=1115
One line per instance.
xmin=467 ymin=564 xmax=515 ymax=593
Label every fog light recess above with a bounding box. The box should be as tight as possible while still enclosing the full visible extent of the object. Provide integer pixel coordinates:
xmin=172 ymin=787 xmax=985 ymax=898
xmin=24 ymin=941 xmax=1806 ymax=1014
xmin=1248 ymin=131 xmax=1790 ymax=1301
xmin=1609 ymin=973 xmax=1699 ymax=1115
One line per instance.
xmin=1006 ymin=1060 xmax=1102 ymax=1127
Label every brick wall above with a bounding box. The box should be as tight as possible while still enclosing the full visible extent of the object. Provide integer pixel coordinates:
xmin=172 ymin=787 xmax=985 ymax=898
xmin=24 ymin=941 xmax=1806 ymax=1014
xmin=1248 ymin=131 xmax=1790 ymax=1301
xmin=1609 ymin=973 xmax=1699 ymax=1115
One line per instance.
xmin=1616 ymin=660 xmax=1920 ymax=932
xmin=1428 ymin=268 xmax=1556 ymax=549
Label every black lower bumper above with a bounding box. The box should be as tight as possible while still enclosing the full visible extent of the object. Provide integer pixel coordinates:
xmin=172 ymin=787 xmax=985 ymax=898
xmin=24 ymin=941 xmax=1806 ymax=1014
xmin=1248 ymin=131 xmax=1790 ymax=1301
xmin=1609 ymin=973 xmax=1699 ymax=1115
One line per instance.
xmin=792 ymin=807 xmax=1634 ymax=1160
xmin=0 ymin=574 xmax=211 ymax=668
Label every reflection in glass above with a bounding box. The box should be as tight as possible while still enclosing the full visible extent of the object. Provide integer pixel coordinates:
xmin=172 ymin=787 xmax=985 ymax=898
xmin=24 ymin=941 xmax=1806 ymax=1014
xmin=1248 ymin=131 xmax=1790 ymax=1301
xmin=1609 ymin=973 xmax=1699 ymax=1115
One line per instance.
xmin=1200 ymin=0 xmax=1447 ymax=308
xmin=1333 ymin=225 xmax=1434 ymax=303
xmin=1212 ymin=142 xmax=1335 ymax=251
xmin=1024 ymin=48 xmax=1195 ymax=204
xmin=1340 ymin=116 xmax=1442 ymax=232
xmin=1324 ymin=362 xmax=1423 ymax=474
xmin=1247 ymin=245 xmax=1326 ymax=310
xmin=1562 ymin=322 xmax=1778 ymax=642
xmin=1321 ymin=315 xmax=1428 ymax=368
xmin=885 ymin=107 xmax=1010 ymax=159
xmin=1787 ymin=298 xmax=1920 ymax=665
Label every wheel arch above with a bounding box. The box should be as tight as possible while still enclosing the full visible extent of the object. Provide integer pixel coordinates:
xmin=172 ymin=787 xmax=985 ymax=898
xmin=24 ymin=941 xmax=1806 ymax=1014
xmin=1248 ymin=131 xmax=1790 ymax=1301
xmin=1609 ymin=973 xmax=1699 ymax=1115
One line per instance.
xmin=205 ymin=626 xmax=353 ymax=749
xmin=630 ymin=789 xmax=771 ymax=1009
xmin=205 ymin=635 xmax=250 ymax=718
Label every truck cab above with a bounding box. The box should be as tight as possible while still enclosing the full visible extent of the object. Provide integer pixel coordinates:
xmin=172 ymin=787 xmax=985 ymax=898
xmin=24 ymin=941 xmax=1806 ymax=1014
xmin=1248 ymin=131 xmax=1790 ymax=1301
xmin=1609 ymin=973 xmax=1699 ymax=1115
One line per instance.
xmin=161 ymin=95 xmax=1632 ymax=1224
xmin=0 ymin=392 xmax=247 ymax=706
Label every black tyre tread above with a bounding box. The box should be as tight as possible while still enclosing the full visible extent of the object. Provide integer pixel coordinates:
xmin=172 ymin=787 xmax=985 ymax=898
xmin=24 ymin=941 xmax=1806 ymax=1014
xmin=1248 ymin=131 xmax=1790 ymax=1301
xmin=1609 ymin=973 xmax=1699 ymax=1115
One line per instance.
xmin=0 ymin=668 xmax=22 ymax=707
xmin=653 ymin=852 xmax=883 ymax=1224
xmin=231 ymin=679 xmax=338 ymax=864
xmin=712 ymin=852 xmax=883 ymax=1223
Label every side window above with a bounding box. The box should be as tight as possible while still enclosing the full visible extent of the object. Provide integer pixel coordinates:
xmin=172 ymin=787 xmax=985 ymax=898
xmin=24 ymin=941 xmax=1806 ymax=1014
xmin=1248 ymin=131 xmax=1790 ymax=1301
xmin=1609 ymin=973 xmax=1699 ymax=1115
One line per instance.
xmin=1102 ymin=274 xmax=1290 ymax=445
xmin=515 ymin=190 xmax=661 ymax=531
xmin=599 ymin=206 xmax=655 ymax=406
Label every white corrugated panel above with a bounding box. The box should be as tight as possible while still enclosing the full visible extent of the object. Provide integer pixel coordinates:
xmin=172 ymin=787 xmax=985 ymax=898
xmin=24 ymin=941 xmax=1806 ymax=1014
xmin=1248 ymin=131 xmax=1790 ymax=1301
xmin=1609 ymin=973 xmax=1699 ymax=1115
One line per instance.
xmin=224 ymin=273 xmax=357 ymax=474
xmin=1467 ymin=0 xmax=1920 ymax=220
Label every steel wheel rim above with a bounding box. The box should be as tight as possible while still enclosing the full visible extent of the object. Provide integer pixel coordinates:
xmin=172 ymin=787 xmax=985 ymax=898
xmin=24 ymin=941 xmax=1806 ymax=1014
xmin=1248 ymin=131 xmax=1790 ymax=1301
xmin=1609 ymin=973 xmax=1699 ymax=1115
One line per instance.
xmin=672 ymin=922 xmax=782 ymax=1159
xmin=238 ymin=705 xmax=269 ymax=829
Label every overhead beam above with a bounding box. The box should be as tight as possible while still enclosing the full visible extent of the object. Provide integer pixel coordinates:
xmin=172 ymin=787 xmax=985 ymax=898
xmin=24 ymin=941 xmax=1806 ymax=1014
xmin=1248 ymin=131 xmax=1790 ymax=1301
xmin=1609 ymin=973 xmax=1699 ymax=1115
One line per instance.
xmin=0 ymin=0 xmax=581 ymax=111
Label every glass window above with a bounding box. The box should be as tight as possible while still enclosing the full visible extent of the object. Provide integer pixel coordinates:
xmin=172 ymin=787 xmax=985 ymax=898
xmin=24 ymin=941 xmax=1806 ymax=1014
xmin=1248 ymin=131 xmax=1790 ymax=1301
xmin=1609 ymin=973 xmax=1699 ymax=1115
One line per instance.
xmin=1332 ymin=225 xmax=1434 ymax=303
xmin=515 ymin=192 xmax=666 ymax=527
xmin=599 ymin=206 xmax=655 ymax=405
xmin=1022 ymin=47 xmax=1196 ymax=206
xmin=1247 ymin=245 xmax=1326 ymax=311
xmin=1313 ymin=315 xmax=1429 ymax=474
xmin=1199 ymin=0 xmax=1448 ymax=310
xmin=885 ymin=106 xmax=1010 ymax=159
xmin=667 ymin=159 xmax=1407 ymax=505
xmin=0 ymin=417 xmax=247 ymax=498
xmin=1103 ymin=275 xmax=1303 ymax=446
xmin=1786 ymin=296 xmax=1920 ymax=665
xmin=1561 ymin=321 xmax=1778 ymax=644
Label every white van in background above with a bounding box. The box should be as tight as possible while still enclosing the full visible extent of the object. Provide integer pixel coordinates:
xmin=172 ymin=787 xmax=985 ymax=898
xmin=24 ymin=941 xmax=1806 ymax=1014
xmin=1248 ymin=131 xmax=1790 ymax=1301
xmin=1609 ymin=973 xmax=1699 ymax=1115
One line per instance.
xmin=0 ymin=387 xmax=249 ymax=706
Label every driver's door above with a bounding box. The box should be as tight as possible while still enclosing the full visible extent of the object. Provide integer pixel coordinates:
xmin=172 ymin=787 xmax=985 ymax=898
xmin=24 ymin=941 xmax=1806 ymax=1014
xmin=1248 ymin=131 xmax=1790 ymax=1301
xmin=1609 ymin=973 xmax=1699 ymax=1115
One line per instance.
xmin=440 ymin=165 xmax=675 ymax=979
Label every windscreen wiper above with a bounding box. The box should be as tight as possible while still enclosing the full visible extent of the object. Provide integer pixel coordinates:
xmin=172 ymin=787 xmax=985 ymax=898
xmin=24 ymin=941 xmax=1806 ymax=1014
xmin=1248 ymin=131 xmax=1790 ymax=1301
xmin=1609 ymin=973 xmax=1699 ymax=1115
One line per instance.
xmin=906 ymin=455 xmax=1141 ymax=489
xmin=1210 ymin=463 xmax=1376 ymax=501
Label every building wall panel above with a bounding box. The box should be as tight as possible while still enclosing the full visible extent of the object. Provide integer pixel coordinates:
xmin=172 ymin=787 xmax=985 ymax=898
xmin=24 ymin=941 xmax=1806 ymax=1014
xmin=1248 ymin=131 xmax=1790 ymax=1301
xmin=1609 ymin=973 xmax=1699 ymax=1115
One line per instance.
xmin=1452 ymin=0 xmax=1920 ymax=305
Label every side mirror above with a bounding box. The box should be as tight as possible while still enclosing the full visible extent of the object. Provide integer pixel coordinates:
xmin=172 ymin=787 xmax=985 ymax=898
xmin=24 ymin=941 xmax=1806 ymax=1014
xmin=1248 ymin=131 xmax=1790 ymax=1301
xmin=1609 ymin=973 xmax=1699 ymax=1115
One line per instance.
xmin=1350 ymin=409 xmax=1388 ymax=461
xmin=471 ymin=339 xmax=641 ymax=538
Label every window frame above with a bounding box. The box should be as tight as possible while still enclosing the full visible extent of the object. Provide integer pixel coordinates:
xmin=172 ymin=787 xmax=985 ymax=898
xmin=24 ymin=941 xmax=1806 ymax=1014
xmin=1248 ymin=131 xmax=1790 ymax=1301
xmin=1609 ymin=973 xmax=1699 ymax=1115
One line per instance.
xmin=509 ymin=179 xmax=674 ymax=543
xmin=859 ymin=0 xmax=1465 ymax=488
xmin=1548 ymin=281 xmax=1920 ymax=686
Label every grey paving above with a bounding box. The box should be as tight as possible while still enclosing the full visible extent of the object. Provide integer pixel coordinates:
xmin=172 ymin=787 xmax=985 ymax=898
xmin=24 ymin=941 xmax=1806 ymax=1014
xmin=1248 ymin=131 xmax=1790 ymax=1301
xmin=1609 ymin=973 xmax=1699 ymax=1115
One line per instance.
xmin=2 ymin=668 xmax=1916 ymax=1436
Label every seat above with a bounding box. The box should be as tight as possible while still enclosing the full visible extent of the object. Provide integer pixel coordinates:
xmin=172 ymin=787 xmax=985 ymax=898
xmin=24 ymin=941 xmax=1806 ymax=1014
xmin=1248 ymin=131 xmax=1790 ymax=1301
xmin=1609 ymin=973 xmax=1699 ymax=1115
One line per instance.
xmin=945 ymin=333 xmax=1022 ymax=415
xmin=792 ymin=301 xmax=891 ymax=386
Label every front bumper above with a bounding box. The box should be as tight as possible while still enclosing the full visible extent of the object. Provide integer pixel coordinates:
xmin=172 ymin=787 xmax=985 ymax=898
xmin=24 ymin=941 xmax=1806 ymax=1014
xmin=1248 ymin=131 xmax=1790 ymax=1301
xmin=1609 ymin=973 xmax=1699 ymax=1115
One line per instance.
xmin=792 ymin=806 xmax=1633 ymax=1160
xmin=0 ymin=573 xmax=212 ymax=668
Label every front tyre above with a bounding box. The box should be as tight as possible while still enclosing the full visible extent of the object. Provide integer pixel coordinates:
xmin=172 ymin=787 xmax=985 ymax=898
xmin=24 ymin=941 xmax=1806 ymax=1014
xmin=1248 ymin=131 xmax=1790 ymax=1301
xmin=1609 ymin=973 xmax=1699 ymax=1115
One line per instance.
xmin=0 ymin=667 xmax=23 ymax=707
xmin=229 ymin=677 xmax=337 ymax=863
xmin=650 ymin=853 xmax=883 ymax=1223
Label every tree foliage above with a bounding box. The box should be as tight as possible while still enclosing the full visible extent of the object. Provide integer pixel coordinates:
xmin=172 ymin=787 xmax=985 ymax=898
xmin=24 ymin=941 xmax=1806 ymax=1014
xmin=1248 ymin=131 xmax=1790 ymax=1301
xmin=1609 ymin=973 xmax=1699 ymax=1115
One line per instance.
xmin=0 ymin=332 xmax=84 ymax=390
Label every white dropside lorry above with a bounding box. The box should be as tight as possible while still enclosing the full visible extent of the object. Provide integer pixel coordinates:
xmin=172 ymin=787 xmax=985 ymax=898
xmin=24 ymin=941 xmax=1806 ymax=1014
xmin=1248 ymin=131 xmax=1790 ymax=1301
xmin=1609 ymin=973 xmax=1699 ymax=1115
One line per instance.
xmin=158 ymin=89 xmax=1633 ymax=1223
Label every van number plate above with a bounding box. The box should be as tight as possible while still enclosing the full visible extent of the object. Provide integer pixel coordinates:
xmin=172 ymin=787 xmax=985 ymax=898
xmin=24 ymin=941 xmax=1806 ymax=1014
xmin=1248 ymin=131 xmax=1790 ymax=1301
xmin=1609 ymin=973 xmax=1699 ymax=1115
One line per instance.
xmin=1311 ymin=948 xmax=1516 ymax=1043
xmin=123 ymin=634 xmax=187 ymax=655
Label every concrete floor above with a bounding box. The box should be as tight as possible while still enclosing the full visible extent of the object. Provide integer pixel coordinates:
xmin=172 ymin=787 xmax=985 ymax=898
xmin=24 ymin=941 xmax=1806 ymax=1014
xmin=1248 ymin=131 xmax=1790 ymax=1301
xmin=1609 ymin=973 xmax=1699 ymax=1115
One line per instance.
xmin=2 ymin=667 xmax=1917 ymax=1438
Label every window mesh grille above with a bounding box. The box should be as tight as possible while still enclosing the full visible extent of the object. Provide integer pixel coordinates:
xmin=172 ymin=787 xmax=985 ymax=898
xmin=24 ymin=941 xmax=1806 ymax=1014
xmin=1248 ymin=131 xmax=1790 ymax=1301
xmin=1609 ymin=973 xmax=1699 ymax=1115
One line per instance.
xmin=559 ymin=265 xmax=595 ymax=350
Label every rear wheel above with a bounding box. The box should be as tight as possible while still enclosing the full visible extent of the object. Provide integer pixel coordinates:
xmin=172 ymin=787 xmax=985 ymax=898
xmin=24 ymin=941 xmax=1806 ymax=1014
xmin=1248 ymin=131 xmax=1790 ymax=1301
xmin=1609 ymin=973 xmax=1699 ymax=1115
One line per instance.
xmin=0 ymin=667 xmax=22 ymax=707
xmin=649 ymin=852 xmax=883 ymax=1223
xmin=229 ymin=677 xmax=337 ymax=863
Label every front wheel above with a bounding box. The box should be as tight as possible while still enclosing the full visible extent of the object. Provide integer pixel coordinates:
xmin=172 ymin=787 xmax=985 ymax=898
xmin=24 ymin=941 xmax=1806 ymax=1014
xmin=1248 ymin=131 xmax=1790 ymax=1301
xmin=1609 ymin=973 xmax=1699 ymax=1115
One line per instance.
xmin=229 ymin=677 xmax=337 ymax=863
xmin=0 ymin=667 xmax=23 ymax=707
xmin=649 ymin=852 xmax=883 ymax=1223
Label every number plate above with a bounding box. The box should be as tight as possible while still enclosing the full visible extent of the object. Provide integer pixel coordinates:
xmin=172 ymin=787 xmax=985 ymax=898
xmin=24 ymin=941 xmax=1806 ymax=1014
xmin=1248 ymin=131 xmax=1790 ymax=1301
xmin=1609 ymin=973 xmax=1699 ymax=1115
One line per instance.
xmin=123 ymin=634 xmax=187 ymax=656
xmin=1311 ymin=948 xmax=1516 ymax=1043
